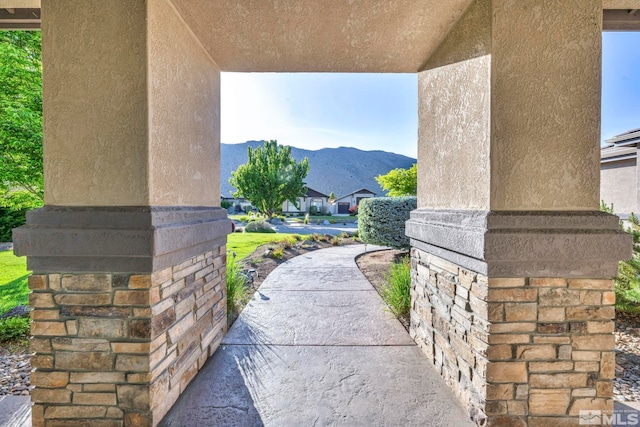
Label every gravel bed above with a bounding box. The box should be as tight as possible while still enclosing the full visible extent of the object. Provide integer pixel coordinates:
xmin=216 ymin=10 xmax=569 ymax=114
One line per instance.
xmin=615 ymin=311 xmax=640 ymax=402
xmin=0 ymin=354 xmax=31 ymax=396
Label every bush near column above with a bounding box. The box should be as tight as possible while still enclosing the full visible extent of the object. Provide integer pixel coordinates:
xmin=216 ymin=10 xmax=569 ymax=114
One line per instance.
xmin=358 ymin=196 xmax=416 ymax=248
xmin=0 ymin=207 xmax=26 ymax=242
xmin=601 ymin=201 xmax=640 ymax=312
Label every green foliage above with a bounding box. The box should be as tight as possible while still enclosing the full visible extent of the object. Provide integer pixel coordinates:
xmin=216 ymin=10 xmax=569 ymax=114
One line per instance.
xmin=0 ymin=250 xmax=29 ymax=315
xmin=331 ymin=236 xmax=341 ymax=246
xmin=601 ymin=200 xmax=614 ymax=214
xmin=270 ymin=247 xmax=285 ymax=259
xmin=380 ymin=257 xmax=411 ymax=317
xmin=220 ymin=200 xmax=232 ymax=209
xmin=309 ymin=205 xmax=318 ymax=215
xmin=358 ymin=197 xmax=417 ymax=248
xmin=226 ymin=253 xmax=251 ymax=316
xmin=328 ymin=192 xmax=336 ymax=201
xmin=279 ymin=236 xmax=297 ymax=249
xmin=375 ymin=164 xmax=417 ymax=197
xmin=0 ymin=31 xmax=44 ymax=210
xmin=0 ymin=316 xmax=30 ymax=342
xmin=303 ymin=213 xmax=310 ymax=224
xmin=614 ymin=212 xmax=640 ymax=312
xmin=229 ymin=140 xmax=309 ymax=218
xmin=245 ymin=220 xmax=276 ymax=233
xmin=0 ymin=207 xmax=26 ymax=241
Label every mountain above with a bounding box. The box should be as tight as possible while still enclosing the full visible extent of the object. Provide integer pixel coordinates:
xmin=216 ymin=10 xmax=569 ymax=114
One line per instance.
xmin=221 ymin=141 xmax=416 ymax=198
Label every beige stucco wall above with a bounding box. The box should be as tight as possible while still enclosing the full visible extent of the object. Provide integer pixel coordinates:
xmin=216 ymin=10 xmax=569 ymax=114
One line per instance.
xmin=490 ymin=0 xmax=601 ymax=211
xmin=418 ymin=0 xmax=491 ymax=210
xmin=418 ymin=0 xmax=601 ymax=211
xmin=601 ymin=159 xmax=638 ymax=215
xmin=148 ymin=0 xmax=220 ymax=206
xmin=42 ymin=1 xmax=149 ymax=205
xmin=42 ymin=0 xmax=220 ymax=207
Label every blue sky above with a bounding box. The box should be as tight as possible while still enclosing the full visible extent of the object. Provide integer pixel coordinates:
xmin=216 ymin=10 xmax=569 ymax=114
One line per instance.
xmin=222 ymin=32 xmax=640 ymax=158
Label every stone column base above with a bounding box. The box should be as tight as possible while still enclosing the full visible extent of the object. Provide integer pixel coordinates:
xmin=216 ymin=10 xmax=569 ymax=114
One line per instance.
xmin=411 ymin=248 xmax=615 ymax=426
xmin=406 ymin=209 xmax=630 ymax=426
xmin=14 ymin=206 xmax=231 ymax=427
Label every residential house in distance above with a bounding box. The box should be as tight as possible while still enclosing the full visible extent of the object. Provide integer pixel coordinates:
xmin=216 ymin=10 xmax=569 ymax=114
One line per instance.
xmin=600 ymin=128 xmax=640 ymax=219
xmin=332 ymin=188 xmax=376 ymax=214
xmin=281 ymin=187 xmax=377 ymax=215
xmin=282 ymin=188 xmax=330 ymax=214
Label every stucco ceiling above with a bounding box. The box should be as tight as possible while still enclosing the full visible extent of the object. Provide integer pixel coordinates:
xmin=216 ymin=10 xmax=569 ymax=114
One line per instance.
xmin=1 ymin=0 xmax=639 ymax=69
xmin=169 ymin=0 xmax=474 ymax=72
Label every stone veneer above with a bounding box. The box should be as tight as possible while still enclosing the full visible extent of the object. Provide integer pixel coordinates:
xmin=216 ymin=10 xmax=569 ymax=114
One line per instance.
xmin=410 ymin=247 xmax=616 ymax=426
xmin=28 ymin=247 xmax=227 ymax=427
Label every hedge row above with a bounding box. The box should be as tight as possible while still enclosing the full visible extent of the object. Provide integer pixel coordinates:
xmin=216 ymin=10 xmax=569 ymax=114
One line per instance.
xmin=0 ymin=208 xmax=27 ymax=242
xmin=357 ymin=196 xmax=417 ymax=248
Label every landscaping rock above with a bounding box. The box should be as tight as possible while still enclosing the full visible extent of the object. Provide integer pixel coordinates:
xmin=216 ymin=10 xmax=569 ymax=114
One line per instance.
xmin=0 ymin=355 xmax=32 ymax=396
xmin=0 ymin=306 xmax=30 ymax=320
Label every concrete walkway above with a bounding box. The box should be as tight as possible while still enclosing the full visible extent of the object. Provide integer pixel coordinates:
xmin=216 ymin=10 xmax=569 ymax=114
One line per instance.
xmin=160 ymin=245 xmax=473 ymax=427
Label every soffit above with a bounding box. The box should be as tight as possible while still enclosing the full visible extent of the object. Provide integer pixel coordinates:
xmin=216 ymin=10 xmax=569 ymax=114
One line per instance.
xmin=169 ymin=0 xmax=474 ymax=72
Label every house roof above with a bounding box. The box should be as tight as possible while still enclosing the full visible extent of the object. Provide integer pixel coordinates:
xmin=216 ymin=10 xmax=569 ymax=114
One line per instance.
xmin=305 ymin=188 xmax=329 ymax=198
xmin=337 ymin=188 xmax=377 ymax=199
xmin=601 ymin=127 xmax=640 ymax=163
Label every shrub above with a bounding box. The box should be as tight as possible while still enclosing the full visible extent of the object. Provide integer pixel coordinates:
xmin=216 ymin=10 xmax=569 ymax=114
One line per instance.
xmin=309 ymin=205 xmax=318 ymax=215
xmin=0 ymin=208 xmax=27 ymax=242
xmin=331 ymin=236 xmax=341 ymax=246
xmin=280 ymin=236 xmax=297 ymax=249
xmin=270 ymin=247 xmax=285 ymax=259
xmin=358 ymin=196 xmax=417 ymax=248
xmin=613 ymin=211 xmax=640 ymax=312
xmin=0 ymin=316 xmax=30 ymax=342
xmin=303 ymin=213 xmax=310 ymax=225
xmin=238 ymin=215 xmax=249 ymax=223
xmin=226 ymin=253 xmax=251 ymax=315
xmin=380 ymin=257 xmax=411 ymax=317
xmin=221 ymin=200 xmax=232 ymax=209
xmin=348 ymin=205 xmax=358 ymax=216
xmin=244 ymin=220 xmax=275 ymax=233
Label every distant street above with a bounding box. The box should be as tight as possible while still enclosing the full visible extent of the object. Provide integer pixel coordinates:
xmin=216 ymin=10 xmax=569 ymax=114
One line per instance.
xmin=273 ymin=221 xmax=358 ymax=236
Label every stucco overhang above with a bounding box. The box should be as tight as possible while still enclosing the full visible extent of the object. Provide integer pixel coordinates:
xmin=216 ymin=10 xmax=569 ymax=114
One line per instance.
xmin=2 ymin=1 xmax=639 ymax=69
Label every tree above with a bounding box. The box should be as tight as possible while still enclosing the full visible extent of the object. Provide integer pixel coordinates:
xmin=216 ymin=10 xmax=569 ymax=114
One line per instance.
xmin=375 ymin=164 xmax=417 ymax=197
xmin=229 ymin=140 xmax=309 ymax=218
xmin=328 ymin=191 xmax=336 ymax=201
xmin=0 ymin=31 xmax=43 ymax=210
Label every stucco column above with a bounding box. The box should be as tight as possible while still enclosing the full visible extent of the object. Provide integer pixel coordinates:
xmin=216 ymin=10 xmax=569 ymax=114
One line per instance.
xmin=13 ymin=1 xmax=229 ymax=426
xmin=407 ymin=0 xmax=631 ymax=426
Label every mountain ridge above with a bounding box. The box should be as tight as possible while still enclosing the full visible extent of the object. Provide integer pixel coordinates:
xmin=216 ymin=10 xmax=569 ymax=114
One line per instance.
xmin=221 ymin=141 xmax=416 ymax=198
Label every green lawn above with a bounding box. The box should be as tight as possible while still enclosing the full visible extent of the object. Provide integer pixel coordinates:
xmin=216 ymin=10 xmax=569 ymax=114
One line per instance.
xmin=227 ymin=232 xmax=298 ymax=260
xmin=0 ymin=250 xmax=30 ymax=315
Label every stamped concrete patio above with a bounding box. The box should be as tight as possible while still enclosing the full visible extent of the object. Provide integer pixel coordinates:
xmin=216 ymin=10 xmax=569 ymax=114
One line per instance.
xmin=159 ymin=245 xmax=473 ymax=426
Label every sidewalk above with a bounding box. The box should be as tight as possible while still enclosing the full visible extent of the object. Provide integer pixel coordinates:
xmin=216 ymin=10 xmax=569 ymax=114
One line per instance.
xmin=160 ymin=245 xmax=473 ymax=426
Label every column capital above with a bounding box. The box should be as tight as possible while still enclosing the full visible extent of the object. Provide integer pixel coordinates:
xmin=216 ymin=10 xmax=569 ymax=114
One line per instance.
xmin=13 ymin=206 xmax=231 ymax=273
xmin=406 ymin=209 xmax=631 ymax=278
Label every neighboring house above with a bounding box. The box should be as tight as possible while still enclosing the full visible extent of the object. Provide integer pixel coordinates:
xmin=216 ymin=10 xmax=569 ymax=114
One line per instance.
xmin=600 ymin=128 xmax=640 ymax=219
xmin=332 ymin=188 xmax=376 ymax=215
xmin=282 ymin=188 xmax=330 ymax=214
xmin=220 ymin=191 xmax=251 ymax=212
